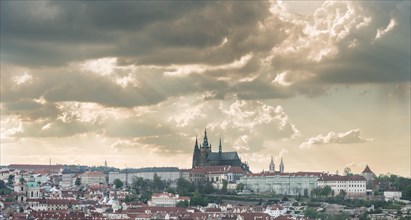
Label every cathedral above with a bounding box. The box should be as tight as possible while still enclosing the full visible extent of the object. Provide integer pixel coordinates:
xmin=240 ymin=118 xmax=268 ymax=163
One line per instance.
xmin=192 ymin=129 xmax=250 ymax=172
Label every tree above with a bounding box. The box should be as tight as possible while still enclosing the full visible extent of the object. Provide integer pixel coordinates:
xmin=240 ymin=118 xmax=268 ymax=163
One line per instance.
xmin=203 ymin=182 xmax=214 ymax=194
xmin=113 ymin=179 xmax=123 ymax=189
xmin=344 ymin=167 xmax=352 ymax=176
xmin=176 ymin=200 xmax=189 ymax=208
xmin=191 ymin=190 xmax=208 ymax=206
xmin=177 ymin=178 xmax=193 ymax=196
xmin=403 ymin=184 xmax=411 ymax=200
xmin=304 ymin=207 xmax=317 ymax=218
xmin=322 ymin=186 xmax=332 ymax=197
xmin=221 ymin=179 xmax=228 ymax=194
xmin=236 ymin=183 xmax=245 ymax=192
xmin=331 ymin=189 xmax=335 ymax=197
xmin=304 ymin=188 xmax=309 ymax=197
xmin=0 ymin=180 xmax=5 ymax=189
xmin=7 ymin=175 xmax=14 ymax=185
xmin=75 ymin=177 xmax=81 ymax=186
xmin=152 ymin=173 xmax=165 ymax=192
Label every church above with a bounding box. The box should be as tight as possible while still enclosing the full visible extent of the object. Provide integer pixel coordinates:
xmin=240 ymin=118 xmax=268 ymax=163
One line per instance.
xmin=192 ymin=129 xmax=250 ymax=172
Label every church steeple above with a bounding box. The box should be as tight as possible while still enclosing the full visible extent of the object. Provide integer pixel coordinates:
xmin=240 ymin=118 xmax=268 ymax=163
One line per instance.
xmin=279 ymin=157 xmax=284 ymax=173
xmin=219 ymin=138 xmax=222 ymax=153
xmin=269 ymin=156 xmax=275 ymax=173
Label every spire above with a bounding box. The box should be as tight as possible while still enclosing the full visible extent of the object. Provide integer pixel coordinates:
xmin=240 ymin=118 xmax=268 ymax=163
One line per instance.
xmin=269 ymin=156 xmax=275 ymax=173
xmin=279 ymin=157 xmax=284 ymax=173
xmin=203 ymin=128 xmax=209 ymax=149
xmin=194 ymin=136 xmax=199 ymax=149
xmin=219 ymin=138 xmax=222 ymax=153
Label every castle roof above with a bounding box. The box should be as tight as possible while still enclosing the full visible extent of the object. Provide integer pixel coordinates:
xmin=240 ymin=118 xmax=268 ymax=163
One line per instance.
xmin=319 ymin=175 xmax=366 ymax=181
xmin=362 ymin=165 xmax=374 ymax=174
xmin=207 ymin=152 xmax=240 ymax=161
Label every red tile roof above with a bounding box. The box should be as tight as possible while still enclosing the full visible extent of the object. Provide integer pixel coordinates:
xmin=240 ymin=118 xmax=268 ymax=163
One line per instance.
xmin=319 ymin=175 xmax=366 ymax=181
xmin=81 ymin=171 xmax=106 ymax=177
xmin=362 ymin=165 xmax=374 ymax=174
xmin=246 ymin=171 xmax=324 ymax=177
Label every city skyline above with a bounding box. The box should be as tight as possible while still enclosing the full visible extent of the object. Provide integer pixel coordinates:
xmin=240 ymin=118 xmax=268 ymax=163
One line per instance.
xmin=1 ymin=1 xmax=410 ymax=177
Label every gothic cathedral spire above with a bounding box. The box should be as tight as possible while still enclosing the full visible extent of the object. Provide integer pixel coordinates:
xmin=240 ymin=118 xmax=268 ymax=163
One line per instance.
xmin=203 ymin=128 xmax=210 ymax=149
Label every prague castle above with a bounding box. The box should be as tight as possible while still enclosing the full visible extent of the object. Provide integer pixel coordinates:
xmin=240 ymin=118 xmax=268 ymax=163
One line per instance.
xmin=192 ymin=129 xmax=250 ymax=172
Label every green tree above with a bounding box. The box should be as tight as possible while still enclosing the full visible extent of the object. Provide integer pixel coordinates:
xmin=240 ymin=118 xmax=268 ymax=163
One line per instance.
xmin=166 ymin=187 xmax=176 ymax=194
xmin=0 ymin=180 xmax=5 ymax=189
xmin=152 ymin=173 xmax=165 ymax=192
xmin=304 ymin=207 xmax=317 ymax=218
xmin=203 ymin=182 xmax=214 ymax=194
xmin=75 ymin=177 xmax=81 ymax=186
xmin=7 ymin=175 xmax=14 ymax=185
xmin=236 ymin=183 xmax=245 ymax=192
xmin=176 ymin=200 xmax=189 ymax=208
xmin=344 ymin=167 xmax=352 ymax=176
xmin=113 ymin=179 xmax=124 ymax=189
xmin=322 ymin=186 xmax=332 ymax=197
xmin=221 ymin=179 xmax=228 ymax=194
xmin=177 ymin=178 xmax=193 ymax=196
xmin=304 ymin=188 xmax=309 ymax=197
xmin=191 ymin=190 xmax=208 ymax=206
xmin=403 ymin=184 xmax=411 ymax=200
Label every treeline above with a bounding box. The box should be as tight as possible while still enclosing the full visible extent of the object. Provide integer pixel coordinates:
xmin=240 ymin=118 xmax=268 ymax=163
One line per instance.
xmin=116 ymin=175 xmax=231 ymax=206
xmin=375 ymin=174 xmax=411 ymax=200
xmin=63 ymin=164 xmax=119 ymax=175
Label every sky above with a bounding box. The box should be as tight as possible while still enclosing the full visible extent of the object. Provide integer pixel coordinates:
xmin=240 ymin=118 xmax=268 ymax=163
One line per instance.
xmin=1 ymin=0 xmax=410 ymax=177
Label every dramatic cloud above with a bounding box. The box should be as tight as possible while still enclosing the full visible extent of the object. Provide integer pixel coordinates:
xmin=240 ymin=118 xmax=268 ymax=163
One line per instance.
xmin=1 ymin=0 xmax=409 ymax=176
xmin=299 ymin=129 xmax=372 ymax=148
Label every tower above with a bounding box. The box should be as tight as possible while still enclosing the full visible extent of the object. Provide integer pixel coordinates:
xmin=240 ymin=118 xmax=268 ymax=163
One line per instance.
xmin=361 ymin=165 xmax=375 ymax=189
xmin=279 ymin=157 xmax=284 ymax=173
xmin=269 ymin=156 xmax=275 ymax=173
xmin=192 ymin=137 xmax=201 ymax=168
xmin=218 ymin=138 xmax=222 ymax=161
xmin=202 ymin=129 xmax=210 ymax=150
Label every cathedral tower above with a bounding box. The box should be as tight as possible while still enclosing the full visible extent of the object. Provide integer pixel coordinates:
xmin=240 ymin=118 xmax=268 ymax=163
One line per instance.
xmin=192 ymin=137 xmax=200 ymax=168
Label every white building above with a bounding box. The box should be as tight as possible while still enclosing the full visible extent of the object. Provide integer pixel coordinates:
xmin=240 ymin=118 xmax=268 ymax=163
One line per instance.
xmin=317 ymin=175 xmax=366 ymax=197
xmin=148 ymin=192 xmax=190 ymax=207
xmin=80 ymin=171 xmax=106 ymax=186
xmin=60 ymin=173 xmax=75 ymax=188
xmin=264 ymin=204 xmax=287 ymax=218
xmin=384 ymin=191 xmax=402 ymax=201
xmin=238 ymin=172 xmax=322 ymax=196
xmin=0 ymin=170 xmax=11 ymax=181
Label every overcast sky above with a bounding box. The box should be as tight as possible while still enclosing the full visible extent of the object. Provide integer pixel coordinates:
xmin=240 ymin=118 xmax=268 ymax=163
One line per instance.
xmin=1 ymin=0 xmax=410 ymax=176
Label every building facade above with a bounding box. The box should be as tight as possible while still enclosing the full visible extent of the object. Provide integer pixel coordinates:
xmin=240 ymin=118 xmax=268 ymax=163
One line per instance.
xmin=148 ymin=193 xmax=190 ymax=207
xmin=317 ymin=175 xmax=367 ymax=197
xmin=238 ymin=172 xmax=321 ymax=195
xmin=80 ymin=171 xmax=106 ymax=185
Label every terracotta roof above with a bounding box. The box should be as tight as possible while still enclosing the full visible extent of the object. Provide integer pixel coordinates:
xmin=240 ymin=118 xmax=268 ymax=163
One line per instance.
xmin=81 ymin=171 xmax=106 ymax=177
xmin=362 ymin=165 xmax=374 ymax=174
xmin=319 ymin=175 xmax=366 ymax=181
xmin=246 ymin=171 xmax=324 ymax=177
xmin=8 ymin=164 xmax=64 ymax=172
